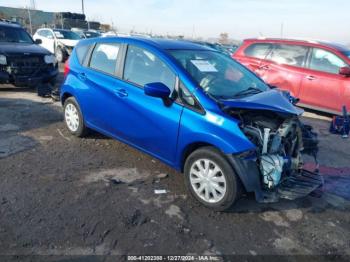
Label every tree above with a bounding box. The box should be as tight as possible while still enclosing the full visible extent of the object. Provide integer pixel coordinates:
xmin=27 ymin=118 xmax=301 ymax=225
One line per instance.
xmin=219 ymin=33 xmax=229 ymax=44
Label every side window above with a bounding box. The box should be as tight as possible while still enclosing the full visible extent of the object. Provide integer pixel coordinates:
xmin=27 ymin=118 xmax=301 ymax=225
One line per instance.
xmin=268 ymin=44 xmax=308 ymax=67
xmin=76 ymin=44 xmax=91 ymax=65
xmin=244 ymin=43 xmax=272 ymax=59
xmin=37 ymin=30 xmax=45 ymax=37
xmin=124 ymin=45 xmax=176 ymax=91
xmin=40 ymin=30 xmax=50 ymax=38
xmin=46 ymin=30 xmax=54 ymax=39
xmin=89 ymin=43 xmax=120 ymax=75
xmin=309 ymin=48 xmax=347 ymax=74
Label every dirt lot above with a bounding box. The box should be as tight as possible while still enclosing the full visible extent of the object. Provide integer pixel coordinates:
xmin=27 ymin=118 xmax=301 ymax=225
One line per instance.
xmin=0 ymin=70 xmax=350 ymax=261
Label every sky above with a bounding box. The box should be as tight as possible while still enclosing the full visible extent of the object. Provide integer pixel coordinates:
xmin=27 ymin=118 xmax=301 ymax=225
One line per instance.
xmin=0 ymin=0 xmax=349 ymax=44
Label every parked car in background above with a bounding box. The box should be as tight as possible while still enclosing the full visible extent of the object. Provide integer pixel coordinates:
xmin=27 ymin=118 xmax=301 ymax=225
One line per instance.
xmin=0 ymin=20 xmax=58 ymax=91
xmin=71 ymin=28 xmax=101 ymax=39
xmin=33 ymin=28 xmax=81 ymax=62
xmin=233 ymin=38 xmax=350 ymax=114
xmin=60 ymin=37 xmax=321 ymax=211
xmin=192 ymin=41 xmax=238 ymax=57
xmin=101 ymin=31 xmax=118 ymax=37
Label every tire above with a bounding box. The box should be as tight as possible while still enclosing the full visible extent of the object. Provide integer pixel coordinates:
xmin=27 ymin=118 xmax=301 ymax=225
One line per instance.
xmin=184 ymin=146 xmax=241 ymax=211
xmin=55 ymin=47 xmax=66 ymax=63
xmin=63 ymin=97 xmax=88 ymax=137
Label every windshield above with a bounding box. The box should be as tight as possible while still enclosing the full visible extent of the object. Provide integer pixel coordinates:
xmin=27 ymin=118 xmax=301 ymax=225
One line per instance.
xmin=169 ymin=50 xmax=268 ymax=99
xmin=53 ymin=30 xmax=80 ymax=40
xmin=0 ymin=27 xmax=33 ymax=44
xmin=342 ymin=51 xmax=350 ymax=59
xmin=84 ymin=31 xmax=101 ymax=38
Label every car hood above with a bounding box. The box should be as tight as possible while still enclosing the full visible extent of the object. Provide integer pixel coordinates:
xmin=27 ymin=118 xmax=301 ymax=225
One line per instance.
xmin=219 ymin=89 xmax=304 ymax=115
xmin=0 ymin=42 xmax=51 ymax=55
xmin=58 ymin=39 xmax=79 ymax=47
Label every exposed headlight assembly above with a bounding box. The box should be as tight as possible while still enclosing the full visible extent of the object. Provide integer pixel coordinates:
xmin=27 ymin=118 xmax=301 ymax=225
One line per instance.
xmin=0 ymin=55 xmax=7 ymax=65
xmin=44 ymin=54 xmax=57 ymax=64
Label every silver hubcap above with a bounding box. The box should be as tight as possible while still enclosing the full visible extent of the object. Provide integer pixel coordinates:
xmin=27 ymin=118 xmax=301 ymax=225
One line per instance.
xmin=65 ymin=103 xmax=79 ymax=132
xmin=189 ymin=159 xmax=227 ymax=203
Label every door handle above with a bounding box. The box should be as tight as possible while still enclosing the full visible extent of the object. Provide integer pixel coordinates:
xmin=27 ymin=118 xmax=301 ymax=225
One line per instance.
xmin=115 ymin=88 xmax=128 ymax=98
xmin=78 ymin=73 xmax=87 ymax=81
xmin=306 ymin=75 xmax=316 ymax=81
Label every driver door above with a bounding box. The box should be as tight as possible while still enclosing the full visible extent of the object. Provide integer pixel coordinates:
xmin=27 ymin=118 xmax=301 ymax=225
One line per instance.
xmin=115 ymin=45 xmax=184 ymax=164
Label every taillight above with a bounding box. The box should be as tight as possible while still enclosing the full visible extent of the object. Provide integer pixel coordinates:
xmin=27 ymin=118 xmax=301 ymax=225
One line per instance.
xmin=64 ymin=59 xmax=70 ymax=78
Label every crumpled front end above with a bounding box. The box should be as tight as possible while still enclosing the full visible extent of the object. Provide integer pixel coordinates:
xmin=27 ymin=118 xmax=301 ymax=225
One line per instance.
xmin=0 ymin=54 xmax=58 ymax=87
xmin=226 ymin=108 xmax=323 ymax=203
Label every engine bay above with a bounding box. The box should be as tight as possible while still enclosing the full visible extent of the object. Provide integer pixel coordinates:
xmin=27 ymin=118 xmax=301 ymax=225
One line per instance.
xmin=228 ymin=109 xmax=319 ymax=191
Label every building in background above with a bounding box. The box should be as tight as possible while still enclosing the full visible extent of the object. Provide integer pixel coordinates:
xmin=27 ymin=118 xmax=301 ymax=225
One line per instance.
xmin=0 ymin=6 xmax=103 ymax=34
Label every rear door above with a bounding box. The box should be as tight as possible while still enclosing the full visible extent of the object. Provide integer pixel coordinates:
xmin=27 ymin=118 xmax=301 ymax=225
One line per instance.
xmin=259 ymin=44 xmax=309 ymax=97
xmin=299 ymin=47 xmax=349 ymax=113
xmin=80 ymin=42 xmax=124 ymax=132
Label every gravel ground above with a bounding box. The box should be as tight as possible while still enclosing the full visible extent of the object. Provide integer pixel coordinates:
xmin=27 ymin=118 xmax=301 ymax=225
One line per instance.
xmin=0 ymin=71 xmax=350 ymax=262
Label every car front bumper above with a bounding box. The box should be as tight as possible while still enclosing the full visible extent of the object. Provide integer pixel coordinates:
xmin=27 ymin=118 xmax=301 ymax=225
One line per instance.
xmin=0 ymin=64 xmax=59 ymax=87
xmin=226 ymin=154 xmax=324 ymax=203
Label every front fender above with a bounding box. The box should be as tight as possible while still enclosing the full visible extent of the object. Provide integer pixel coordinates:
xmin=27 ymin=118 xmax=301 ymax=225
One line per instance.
xmin=175 ymin=108 xmax=255 ymax=169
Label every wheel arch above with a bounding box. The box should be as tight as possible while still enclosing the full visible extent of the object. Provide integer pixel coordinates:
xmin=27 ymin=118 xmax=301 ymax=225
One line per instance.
xmin=180 ymin=142 xmax=215 ymax=172
xmin=61 ymin=91 xmax=73 ymax=105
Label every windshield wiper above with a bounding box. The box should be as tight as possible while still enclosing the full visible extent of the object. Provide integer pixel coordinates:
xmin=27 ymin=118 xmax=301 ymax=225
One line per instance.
xmin=233 ymin=87 xmax=262 ymax=98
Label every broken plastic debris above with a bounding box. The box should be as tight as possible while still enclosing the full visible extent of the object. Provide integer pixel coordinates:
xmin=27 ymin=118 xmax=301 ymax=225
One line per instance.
xmin=154 ymin=189 xmax=167 ymax=194
xmin=156 ymin=173 xmax=168 ymax=179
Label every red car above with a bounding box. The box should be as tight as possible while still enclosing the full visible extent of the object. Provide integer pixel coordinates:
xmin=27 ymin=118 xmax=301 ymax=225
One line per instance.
xmin=233 ymin=38 xmax=350 ymax=114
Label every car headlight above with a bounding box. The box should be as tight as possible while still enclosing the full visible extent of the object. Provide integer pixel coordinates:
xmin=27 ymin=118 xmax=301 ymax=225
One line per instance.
xmin=0 ymin=55 xmax=7 ymax=65
xmin=44 ymin=54 xmax=57 ymax=64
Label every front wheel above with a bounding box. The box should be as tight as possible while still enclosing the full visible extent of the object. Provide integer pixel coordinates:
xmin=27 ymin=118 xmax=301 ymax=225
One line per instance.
xmin=184 ymin=147 xmax=241 ymax=211
xmin=55 ymin=47 xmax=67 ymax=63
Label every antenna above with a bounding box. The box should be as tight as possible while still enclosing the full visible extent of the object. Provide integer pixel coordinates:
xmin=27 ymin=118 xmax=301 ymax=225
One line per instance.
xmin=30 ymin=0 xmax=36 ymax=10
xmin=81 ymin=0 xmax=85 ymax=14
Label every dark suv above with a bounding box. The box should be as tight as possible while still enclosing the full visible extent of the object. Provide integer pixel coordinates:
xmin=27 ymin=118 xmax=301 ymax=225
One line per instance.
xmin=0 ymin=20 xmax=58 ymax=92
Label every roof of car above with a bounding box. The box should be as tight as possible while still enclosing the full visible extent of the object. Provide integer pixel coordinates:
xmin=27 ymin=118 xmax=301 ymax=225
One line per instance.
xmin=89 ymin=37 xmax=213 ymax=51
xmin=134 ymin=38 xmax=214 ymax=51
xmin=244 ymin=38 xmax=350 ymax=52
xmin=0 ymin=20 xmax=22 ymax=28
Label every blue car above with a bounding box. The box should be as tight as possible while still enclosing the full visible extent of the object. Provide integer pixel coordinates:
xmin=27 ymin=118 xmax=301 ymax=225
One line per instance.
xmin=60 ymin=37 xmax=322 ymax=211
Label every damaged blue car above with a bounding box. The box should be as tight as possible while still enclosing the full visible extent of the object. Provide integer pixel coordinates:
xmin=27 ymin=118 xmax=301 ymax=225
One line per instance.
xmin=60 ymin=37 xmax=322 ymax=211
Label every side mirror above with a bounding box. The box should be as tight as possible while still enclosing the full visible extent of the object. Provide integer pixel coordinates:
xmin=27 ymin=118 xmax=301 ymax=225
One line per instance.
xmin=34 ymin=39 xmax=42 ymax=44
xmin=144 ymin=82 xmax=171 ymax=99
xmin=339 ymin=66 xmax=350 ymax=77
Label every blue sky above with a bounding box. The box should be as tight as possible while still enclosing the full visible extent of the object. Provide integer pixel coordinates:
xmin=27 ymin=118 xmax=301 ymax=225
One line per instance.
xmin=1 ymin=0 xmax=349 ymax=43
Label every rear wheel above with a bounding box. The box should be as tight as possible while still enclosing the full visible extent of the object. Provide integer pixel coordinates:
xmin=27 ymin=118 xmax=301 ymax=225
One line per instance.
xmin=184 ymin=147 xmax=241 ymax=211
xmin=63 ymin=97 xmax=88 ymax=137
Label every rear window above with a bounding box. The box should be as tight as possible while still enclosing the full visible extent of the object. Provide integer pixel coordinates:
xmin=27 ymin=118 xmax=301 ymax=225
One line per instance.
xmin=267 ymin=44 xmax=309 ymax=67
xmin=89 ymin=43 xmax=121 ymax=75
xmin=309 ymin=48 xmax=347 ymax=74
xmin=244 ymin=43 xmax=272 ymax=59
xmin=76 ymin=44 xmax=91 ymax=65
